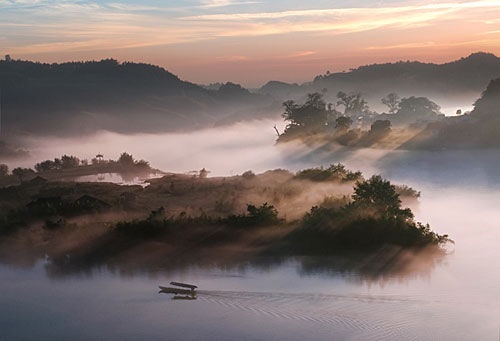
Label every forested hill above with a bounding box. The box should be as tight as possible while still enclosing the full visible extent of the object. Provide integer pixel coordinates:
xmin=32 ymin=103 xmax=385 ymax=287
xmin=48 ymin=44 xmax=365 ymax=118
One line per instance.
xmin=0 ymin=59 xmax=276 ymax=136
xmin=401 ymin=77 xmax=500 ymax=149
xmin=470 ymin=77 xmax=500 ymax=120
xmin=258 ymin=52 xmax=500 ymax=107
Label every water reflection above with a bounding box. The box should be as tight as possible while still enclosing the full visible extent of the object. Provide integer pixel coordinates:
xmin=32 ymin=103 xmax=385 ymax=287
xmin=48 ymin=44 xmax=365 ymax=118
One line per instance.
xmin=1 ymin=181 xmax=498 ymax=340
xmin=71 ymin=171 xmax=163 ymax=187
xmin=0 ymin=243 xmax=446 ymax=285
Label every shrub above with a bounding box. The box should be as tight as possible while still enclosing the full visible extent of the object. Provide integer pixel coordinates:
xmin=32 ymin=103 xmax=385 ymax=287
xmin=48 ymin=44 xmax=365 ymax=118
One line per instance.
xmin=288 ymin=175 xmax=450 ymax=253
xmin=295 ymin=163 xmax=363 ymax=182
xmin=225 ymin=203 xmax=281 ymax=227
xmin=242 ymin=170 xmax=256 ymax=179
xmin=0 ymin=164 xmax=8 ymax=177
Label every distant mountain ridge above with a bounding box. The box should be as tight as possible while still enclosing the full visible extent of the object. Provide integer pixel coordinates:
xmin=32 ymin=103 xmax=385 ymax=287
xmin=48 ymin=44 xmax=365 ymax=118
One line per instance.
xmin=258 ymin=52 xmax=500 ymax=109
xmin=0 ymin=59 xmax=276 ymax=137
xmin=2 ymin=53 xmax=500 ymax=138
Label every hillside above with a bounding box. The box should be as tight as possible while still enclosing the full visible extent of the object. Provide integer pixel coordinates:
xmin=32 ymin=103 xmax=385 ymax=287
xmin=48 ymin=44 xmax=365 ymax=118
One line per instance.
xmin=259 ymin=52 xmax=500 ymax=110
xmin=0 ymin=59 xmax=276 ymax=137
xmin=401 ymin=78 xmax=500 ymax=149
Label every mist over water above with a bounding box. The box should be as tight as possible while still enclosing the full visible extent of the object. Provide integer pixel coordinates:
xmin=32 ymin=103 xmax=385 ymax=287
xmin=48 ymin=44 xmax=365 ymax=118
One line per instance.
xmin=12 ymin=120 xmax=289 ymax=176
xmin=11 ymin=119 xmax=397 ymax=178
xmin=9 ymin=118 xmax=500 ymax=189
xmin=3 ymin=118 xmax=500 ymax=339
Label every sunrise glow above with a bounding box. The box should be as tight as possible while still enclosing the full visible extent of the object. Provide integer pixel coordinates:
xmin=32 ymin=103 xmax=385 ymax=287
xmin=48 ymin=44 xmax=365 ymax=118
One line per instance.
xmin=2 ymin=0 xmax=500 ymax=85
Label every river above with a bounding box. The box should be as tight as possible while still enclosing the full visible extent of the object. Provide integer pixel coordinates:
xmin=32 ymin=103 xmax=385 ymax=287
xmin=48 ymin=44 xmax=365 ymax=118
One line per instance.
xmin=1 ymin=120 xmax=500 ymax=340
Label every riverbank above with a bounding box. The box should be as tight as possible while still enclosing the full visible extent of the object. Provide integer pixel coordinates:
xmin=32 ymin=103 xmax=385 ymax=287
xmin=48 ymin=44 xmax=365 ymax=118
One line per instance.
xmin=0 ymin=164 xmax=449 ymax=278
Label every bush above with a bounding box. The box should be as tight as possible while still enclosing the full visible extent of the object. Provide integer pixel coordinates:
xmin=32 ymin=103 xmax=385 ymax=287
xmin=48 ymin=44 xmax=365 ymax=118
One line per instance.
xmin=12 ymin=167 xmax=35 ymax=182
xmin=35 ymin=154 xmax=80 ymax=171
xmin=370 ymin=119 xmax=391 ymax=133
xmin=288 ymin=175 xmax=450 ymax=253
xmin=0 ymin=164 xmax=8 ymax=177
xmin=242 ymin=170 xmax=256 ymax=179
xmin=225 ymin=203 xmax=282 ymax=227
xmin=352 ymin=175 xmax=412 ymax=219
xmin=114 ymin=207 xmax=218 ymax=239
xmin=61 ymin=155 xmax=80 ymax=169
xmin=295 ymin=163 xmax=363 ymax=182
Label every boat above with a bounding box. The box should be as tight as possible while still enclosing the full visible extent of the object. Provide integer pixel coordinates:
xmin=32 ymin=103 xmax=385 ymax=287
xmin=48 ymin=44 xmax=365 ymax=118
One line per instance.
xmin=159 ymin=281 xmax=198 ymax=298
xmin=158 ymin=286 xmax=194 ymax=295
xmin=169 ymin=282 xmax=197 ymax=290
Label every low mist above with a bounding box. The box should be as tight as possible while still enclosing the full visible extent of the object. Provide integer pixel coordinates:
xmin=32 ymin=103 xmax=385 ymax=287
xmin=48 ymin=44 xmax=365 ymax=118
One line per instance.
xmin=6 ymin=116 xmax=500 ymax=194
xmin=7 ymin=119 xmax=397 ymax=178
xmin=6 ymin=120 xmax=281 ymax=174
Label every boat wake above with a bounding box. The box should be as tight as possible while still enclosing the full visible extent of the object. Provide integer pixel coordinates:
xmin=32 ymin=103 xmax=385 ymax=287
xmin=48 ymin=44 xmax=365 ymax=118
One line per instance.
xmin=195 ymin=290 xmax=433 ymax=340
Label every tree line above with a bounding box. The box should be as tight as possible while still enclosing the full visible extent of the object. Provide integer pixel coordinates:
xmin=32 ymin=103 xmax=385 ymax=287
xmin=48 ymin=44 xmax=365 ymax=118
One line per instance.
xmin=278 ymin=91 xmax=444 ymax=143
xmin=0 ymin=152 xmax=151 ymax=183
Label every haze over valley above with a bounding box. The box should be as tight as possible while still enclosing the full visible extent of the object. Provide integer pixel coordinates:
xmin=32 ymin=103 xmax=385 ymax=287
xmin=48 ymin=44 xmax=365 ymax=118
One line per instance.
xmin=2 ymin=1 xmax=500 ymax=339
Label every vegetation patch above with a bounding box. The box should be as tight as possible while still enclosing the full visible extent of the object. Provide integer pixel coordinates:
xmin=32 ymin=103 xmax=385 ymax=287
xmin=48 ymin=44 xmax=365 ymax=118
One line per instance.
xmin=295 ymin=163 xmax=362 ymax=182
xmin=287 ymin=175 xmax=450 ymax=254
xmin=0 ymin=158 xmax=451 ymax=276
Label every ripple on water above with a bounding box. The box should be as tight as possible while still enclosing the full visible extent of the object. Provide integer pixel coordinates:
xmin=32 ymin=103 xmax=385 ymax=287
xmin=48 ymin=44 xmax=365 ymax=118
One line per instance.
xmin=194 ymin=290 xmax=484 ymax=340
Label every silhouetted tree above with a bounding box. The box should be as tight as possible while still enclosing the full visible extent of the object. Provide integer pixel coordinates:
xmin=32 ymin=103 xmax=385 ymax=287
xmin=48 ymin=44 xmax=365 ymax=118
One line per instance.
xmin=199 ymin=168 xmax=208 ymax=178
xmin=370 ymin=120 xmax=391 ymax=133
xmin=135 ymin=160 xmax=150 ymax=170
xmin=397 ymin=96 xmax=441 ymax=119
xmin=295 ymin=163 xmax=363 ymax=182
xmin=35 ymin=155 xmax=80 ymax=171
xmin=118 ymin=152 xmax=134 ymax=166
xmin=0 ymin=164 xmax=8 ymax=177
xmin=35 ymin=160 xmax=57 ymax=172
xmin=352 ymin=175 xmax=412 ymax=219
xmin=335 ymin=116 xmax=353 ymax=130
xmin=60 ymin=155 xmax=80 ymax=169
xmin=242 ymin=170 xmax=256 ymax=179
xmin=336 ymin=91 xmax=369 ymax=116
xmin=247 ymin=203 xmax=278 ymax=223
xmin=282 ymin=93 xmax=328 ymax=134
xmin=53 ymin=158 xmax=62 ymax=169
xmin=12 ymin=167 xmax=35 ymax=182
xmin=381 ymin=93 xmax=400 ymax=114
xmin=226 ymin=203 xmax=281 ymax=227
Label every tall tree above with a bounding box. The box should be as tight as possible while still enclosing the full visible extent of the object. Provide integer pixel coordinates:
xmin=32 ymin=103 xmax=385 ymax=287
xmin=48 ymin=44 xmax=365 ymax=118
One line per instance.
xmin=353 ymin=175 xmax=413 ymax=219
xmin=0 ymin=164 xmax=8 ymax=177
xmin=282 ymin=92 xmax=328 ymax=132
xmin=35 ymin=160 xmax=57 ymax=172
xmin=60 ymin=155 xmax=80 ymax=169
xmin=12 ymin=167 xmax=35 ymax=182
xmin=381 ymin=93 xmax=400 ymax=114
xmin=336 ymin=91 xmax=369 ymax=116
xmin=118 ymin=152 xmax=135 ymax=166
xmin=397 ymin=96 xmax=441 ymax=120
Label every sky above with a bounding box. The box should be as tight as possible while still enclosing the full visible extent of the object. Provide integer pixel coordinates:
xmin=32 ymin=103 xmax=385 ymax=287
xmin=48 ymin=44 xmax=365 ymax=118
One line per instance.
xmin=1 ymin=0 xmax=500 ymax=86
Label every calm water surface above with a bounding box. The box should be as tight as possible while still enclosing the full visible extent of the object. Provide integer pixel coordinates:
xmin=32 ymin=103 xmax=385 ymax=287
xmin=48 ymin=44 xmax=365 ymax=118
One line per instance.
xmin=2 ymin=121 xmax=500 ymax=340
xmin=1 ymin=184 xmax=499 ymax=340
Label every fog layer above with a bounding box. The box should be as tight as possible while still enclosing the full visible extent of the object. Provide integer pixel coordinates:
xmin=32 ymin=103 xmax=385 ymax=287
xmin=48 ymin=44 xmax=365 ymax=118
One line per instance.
xmin=10 ymin=120 xmax=290 ymax=175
